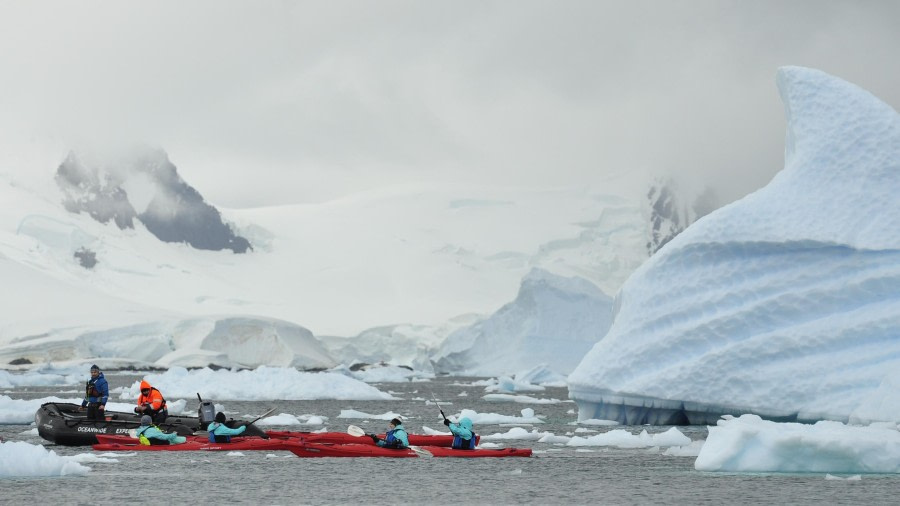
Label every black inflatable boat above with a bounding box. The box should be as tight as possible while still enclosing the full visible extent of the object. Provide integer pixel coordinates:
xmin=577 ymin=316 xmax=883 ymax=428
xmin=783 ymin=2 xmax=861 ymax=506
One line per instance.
xmin=35 ymin=402 xmax=266 ymax=446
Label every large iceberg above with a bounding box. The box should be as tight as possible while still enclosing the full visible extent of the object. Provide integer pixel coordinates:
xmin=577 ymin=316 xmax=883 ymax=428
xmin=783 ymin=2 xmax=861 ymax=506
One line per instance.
xmin=568 ymin=66 xmax=900 ymax=425
xmin=432 ymin=268 xmax=614 ymax=376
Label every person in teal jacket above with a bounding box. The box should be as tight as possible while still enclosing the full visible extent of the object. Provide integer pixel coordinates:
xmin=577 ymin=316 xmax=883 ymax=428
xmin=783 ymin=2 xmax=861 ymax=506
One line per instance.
xmin=136 ymin=415 xmax=186 ymax=445
xmin=207 ymin=412 xmax=247 ymax=442
xmin=444 ymin=416 xmax=477 ymax=450
xmin=371 ymin=418 xmax=409 ymax=449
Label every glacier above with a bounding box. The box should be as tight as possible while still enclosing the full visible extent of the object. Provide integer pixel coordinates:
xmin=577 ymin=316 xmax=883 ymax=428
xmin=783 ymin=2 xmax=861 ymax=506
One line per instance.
xmin=568 ymin=66 xmax=900 ymax=425
xmin=1 ymin=164 xmax=654 ymax=369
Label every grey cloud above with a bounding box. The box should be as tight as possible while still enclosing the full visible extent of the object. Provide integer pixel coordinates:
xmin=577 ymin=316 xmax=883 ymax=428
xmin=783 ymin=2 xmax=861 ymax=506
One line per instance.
xmin=1 ymin=1 xmax=898 ymax=208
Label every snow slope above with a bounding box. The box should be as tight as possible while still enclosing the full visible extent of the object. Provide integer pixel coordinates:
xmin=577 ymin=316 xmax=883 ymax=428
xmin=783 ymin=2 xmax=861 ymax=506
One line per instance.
xmin=568 ymin=66 xmax=900 ymax=425
xmin=1 ymin=157 xmax=652 ymax=368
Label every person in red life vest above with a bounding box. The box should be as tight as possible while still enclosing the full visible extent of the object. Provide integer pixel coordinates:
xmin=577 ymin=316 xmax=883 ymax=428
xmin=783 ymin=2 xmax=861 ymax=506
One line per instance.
xmin=134 ymin=379 xmax=168 ymax=423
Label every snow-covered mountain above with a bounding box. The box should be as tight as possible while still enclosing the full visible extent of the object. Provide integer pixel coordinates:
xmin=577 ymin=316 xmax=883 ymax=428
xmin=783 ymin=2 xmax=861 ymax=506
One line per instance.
xmin=431 ymin=268 xmax=614 ymax=376
xmin=56 ymin=147 xmax=251 ymax=253
xmin=568 ymin=66 xmax=900 ymax=425
xmin=1 ymin=148 xmax=691 ymax=369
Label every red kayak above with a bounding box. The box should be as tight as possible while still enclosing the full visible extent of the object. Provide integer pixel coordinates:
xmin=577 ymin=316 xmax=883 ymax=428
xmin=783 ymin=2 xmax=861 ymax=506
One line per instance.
xmin=286 ymin=441 xmax=531 ymax=458
xmin=423 ymin=446 xmax=532 ymax=458
xmin=92 ymin=438 xmax=291 ymax=452
xmin=287 ymin=442 xmax=418 ymax=458
xmin=266 ymin=431 xmax=480 ymax=447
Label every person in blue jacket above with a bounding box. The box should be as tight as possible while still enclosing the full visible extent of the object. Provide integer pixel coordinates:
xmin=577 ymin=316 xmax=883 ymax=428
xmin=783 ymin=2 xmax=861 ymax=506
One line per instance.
xmin=370 ymin=418 xmax=409 ymax=449
xmin=207 ymin=412 xmax=247 ymax=442
xmin=444 ymin=416 xmax=477 ymax=450
xmin=136 ymin=415 xmax=186 ymax=445
xmin=81 ymin=364 xmax=109 ymax=420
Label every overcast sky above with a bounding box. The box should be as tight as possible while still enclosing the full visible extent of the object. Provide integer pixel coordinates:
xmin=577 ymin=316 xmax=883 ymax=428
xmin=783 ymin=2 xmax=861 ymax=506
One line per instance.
xmin=1 ymin=0 xmax=898 ymax=208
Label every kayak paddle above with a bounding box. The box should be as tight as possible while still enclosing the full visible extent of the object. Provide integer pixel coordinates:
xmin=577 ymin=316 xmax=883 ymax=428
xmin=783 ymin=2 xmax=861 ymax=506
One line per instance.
xmin=246 ymin=407 xmax=277 ymax=426
xmin=431 ymin=392 xmax=452 ymax=424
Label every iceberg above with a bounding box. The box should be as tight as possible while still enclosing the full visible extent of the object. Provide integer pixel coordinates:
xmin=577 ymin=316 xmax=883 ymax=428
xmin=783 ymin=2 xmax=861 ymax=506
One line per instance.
xmin=120 ymin=366 xmax=396 ymax=401
xmin=433 ymin=269 xmax=614 ymax=376
xmin=695 ymin=414 xmax=900 ymax=474
xmin=0 ymin=441 xmax=90 ymax=477
xmin=568 ymin=66 xmax=900 ymax=425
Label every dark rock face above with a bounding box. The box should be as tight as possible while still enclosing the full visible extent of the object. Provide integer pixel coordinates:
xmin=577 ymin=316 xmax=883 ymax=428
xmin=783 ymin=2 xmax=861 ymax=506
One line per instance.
xmin=74 ymin=247 xmax=98 ymax=268
xmin=57 ymin=152 xmax=137 ymax=229
xmin=56 ymin=148 xmax=251 ymax=254
xmin=646 ymin=180 xmax=717 ymax=256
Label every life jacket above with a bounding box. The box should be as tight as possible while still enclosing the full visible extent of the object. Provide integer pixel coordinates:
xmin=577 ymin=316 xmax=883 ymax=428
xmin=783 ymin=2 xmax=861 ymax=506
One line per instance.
xmin=84 ymin=375 xmax=105 ymax=401
xmin=207 ymin=422 xmax=232 ymax=443
xmin=137 ymin=385 xmax=167 ymax=414
xmin=383 ymin=428 xmax=407 ymax=448
xmin=137 ymin=426 xmax=168 ymax=446
xmin=85 ymin=380 xmax=97 ymax=398
xmin=452 ymin=432 xmax=477 ymax=450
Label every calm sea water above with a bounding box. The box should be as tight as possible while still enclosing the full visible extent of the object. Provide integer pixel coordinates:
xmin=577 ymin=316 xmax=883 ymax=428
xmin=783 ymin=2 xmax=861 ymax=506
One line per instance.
xmin=2 ymin=374 xmax=898 ymax=505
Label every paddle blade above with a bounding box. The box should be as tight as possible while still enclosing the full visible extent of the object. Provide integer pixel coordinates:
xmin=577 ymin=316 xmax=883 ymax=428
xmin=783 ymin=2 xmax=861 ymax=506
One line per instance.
xmin=347 ymin=425 xmax=366 ymax=437
xmin=409 ymin=446 xmax=433 ymax=458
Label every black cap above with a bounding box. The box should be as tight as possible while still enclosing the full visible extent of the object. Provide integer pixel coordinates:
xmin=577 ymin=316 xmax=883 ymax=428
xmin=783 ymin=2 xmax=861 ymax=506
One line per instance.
xmin=90 ymin=364 xmax=100 ymax=372
xmin=215 ymin=412 xmax=226 ymax=423
xmin=390 ymin=418 xmax=401 ymax=427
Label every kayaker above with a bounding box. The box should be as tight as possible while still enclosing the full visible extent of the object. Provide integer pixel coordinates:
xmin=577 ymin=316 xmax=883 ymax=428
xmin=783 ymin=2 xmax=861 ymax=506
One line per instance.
xmin=134 ymin=379 xmax=168 ymax=423
xmin=80 ymin=364 xmax=109 ymax=421
xmin=444 ymin=416 xmax=477 ymax=450
xmin=207 ymin=412 xmax=247 ymax=443
xmin=136 ymin=415 xmax=186 ymax=445
xmin=370 ymin=418 xmax=409 ymax=449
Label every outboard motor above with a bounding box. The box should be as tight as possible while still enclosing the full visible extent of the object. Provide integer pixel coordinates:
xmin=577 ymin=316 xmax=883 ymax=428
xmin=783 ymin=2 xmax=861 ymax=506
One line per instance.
xmin=198 ymin=401 xmax=216 ymax=430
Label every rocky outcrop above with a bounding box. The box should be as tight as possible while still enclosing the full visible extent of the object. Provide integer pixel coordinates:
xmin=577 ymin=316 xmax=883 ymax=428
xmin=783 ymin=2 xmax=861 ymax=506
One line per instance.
xmin=56 ymin=147 xmax=251 ymax=253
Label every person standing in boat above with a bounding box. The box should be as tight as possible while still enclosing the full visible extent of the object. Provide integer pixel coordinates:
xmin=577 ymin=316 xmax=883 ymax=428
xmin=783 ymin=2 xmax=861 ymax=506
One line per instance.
xmin=81 ymin=364 xmax=109 ymax=421
xmin=207 ymin=412 xmax=247 ymax=443
xmin=136 ymin=415 xmax=186 ymax=445
xmin=134 ymin=379 xmax=168 ymax=423
xmin=444 ymin=416 xmax=477 ymax=450
xmin=370 ymin=418 xmax=409 ymax=449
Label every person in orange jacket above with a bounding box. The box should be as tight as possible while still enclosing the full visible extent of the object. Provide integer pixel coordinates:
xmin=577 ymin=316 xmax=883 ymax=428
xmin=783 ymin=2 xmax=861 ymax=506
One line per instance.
xmin=134 ymin=379 xmax=168 ymax=423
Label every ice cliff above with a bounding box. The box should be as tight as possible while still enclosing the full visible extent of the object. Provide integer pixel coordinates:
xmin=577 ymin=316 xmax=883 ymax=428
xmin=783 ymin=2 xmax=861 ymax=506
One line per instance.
xmin=568 ymin=66 xmax=900 ymax=425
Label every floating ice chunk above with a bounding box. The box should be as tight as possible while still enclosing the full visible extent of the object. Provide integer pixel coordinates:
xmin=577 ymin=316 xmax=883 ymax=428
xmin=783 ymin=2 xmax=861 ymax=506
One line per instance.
xmin=254 ymin=413 xmax=327 ymax=426
xmin=481 ymin=427 xmax=555 ymax=441
xmin=482 ymin=394 xmax=562 ymax=404
xmin=337 ymin=410 xmax=404 ymax=421
xmin=567 ymin=427 xmax=690 ymax=449
xmin=0 ymin=395 xmax=81 ymax=424
xmin=121 ymin=366 xmax=396 ymax=401
xmin=825 ymin=474 xmax=862 ymax=481
xmin=663 ymin=440 xmax=705 ymax=457
xmin=695 ymin=414 xmax=900 ymax=473
xmin=0 ymin=441 xmax=90 ymax=477
xmin=456 ymin=408 xmax=543 ymax=425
